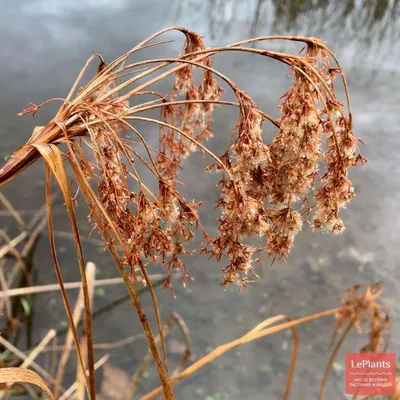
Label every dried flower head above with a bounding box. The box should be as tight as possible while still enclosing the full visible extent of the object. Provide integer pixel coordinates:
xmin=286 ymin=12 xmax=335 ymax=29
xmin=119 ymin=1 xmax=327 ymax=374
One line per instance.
xmin=0 ymin=29 xmax=364 ymax=290
xmin=334 ymin=283 xmax=390 ymax=353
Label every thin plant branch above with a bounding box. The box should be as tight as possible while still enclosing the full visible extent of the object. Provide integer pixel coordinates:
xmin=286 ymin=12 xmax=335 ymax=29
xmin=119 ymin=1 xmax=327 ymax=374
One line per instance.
xmin=58 ymin=355 xmax=111 ymax=400
xmin=0 ymin=192 xmax=27 ymax=231
xmin=0 ymin=273 xmax=166 ymax=298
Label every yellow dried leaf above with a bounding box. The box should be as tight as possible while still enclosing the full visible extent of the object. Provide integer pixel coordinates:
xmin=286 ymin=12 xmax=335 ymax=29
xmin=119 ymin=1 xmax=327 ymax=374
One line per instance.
xmin=0 ymin=367 xmax=54 ymax=399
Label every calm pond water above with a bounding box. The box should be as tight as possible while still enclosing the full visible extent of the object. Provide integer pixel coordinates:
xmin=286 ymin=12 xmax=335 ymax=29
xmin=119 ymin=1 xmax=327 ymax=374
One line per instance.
xmin=0 ymin=0 xmax=399 ymax=399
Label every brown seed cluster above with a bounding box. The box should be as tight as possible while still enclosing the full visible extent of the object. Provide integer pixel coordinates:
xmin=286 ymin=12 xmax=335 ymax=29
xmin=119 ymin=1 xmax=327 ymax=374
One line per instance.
xmin=158 ymin=32 xmax=223 ymax=184
xmin=204 ymin=92 xmax=304 ymax=286
xmin=83 ymin=37 xmax=363 ymax=290
xmin=203 ymin=44 xmax=363 ymax=287
xmin=84 ymin=117 xmax=202 ymax=291
xmin=334 ymin=283 xmax=390 ymax=353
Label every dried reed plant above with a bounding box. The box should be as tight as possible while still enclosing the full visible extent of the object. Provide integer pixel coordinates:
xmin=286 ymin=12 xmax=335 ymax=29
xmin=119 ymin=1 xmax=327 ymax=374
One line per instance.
xmin=0 ymin=27 xmax=379 ymax=399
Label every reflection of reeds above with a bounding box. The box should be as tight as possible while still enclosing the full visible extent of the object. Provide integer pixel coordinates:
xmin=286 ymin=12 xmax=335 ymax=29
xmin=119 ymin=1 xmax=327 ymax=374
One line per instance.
xmin=203 ymin=0 xmax=397 ymax=36
xmin=182 ymin=0 xmax=400 ymax=70
xmin=0 ymin=27 xmax=392 ymax=398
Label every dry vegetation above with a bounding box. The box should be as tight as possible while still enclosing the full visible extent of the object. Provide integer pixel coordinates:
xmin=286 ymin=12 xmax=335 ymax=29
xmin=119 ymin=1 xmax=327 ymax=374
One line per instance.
xmin=0 ymin=27 xmax=396 ymax=399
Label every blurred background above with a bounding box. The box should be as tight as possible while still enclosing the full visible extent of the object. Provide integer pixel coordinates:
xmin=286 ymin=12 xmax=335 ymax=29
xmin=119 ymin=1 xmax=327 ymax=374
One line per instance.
xmin=0 ymin=0 xmax=399 ymax=399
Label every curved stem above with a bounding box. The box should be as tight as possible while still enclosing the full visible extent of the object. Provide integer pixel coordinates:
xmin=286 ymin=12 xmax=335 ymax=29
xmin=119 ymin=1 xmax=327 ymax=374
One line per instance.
xmin=283 ymin=319 xmax=299 ymax=400
xmin=126 ymin=116 xmax=232 ymax=179
xmin=129 ymin=99 xmax=280 ymax=127
xmin=65 ymin=143 xmax=175 ymax=399
xmin=44 ymin=166 xmax=90 ymax=397
xmin=318 ymin=322 xmax=353 ymax=400
xmin=141 ymin=306 xmax=345 ymax=400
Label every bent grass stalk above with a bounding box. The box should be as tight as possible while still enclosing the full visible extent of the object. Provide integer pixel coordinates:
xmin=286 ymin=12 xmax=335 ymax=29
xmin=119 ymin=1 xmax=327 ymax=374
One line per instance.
xmin=140 ymin=307 xmax=342 ymax=400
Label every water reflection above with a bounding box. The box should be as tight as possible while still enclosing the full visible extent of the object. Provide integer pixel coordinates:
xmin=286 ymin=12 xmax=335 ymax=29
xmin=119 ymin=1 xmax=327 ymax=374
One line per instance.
xmin=176 ymin=0 xmax=400 ymax=71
